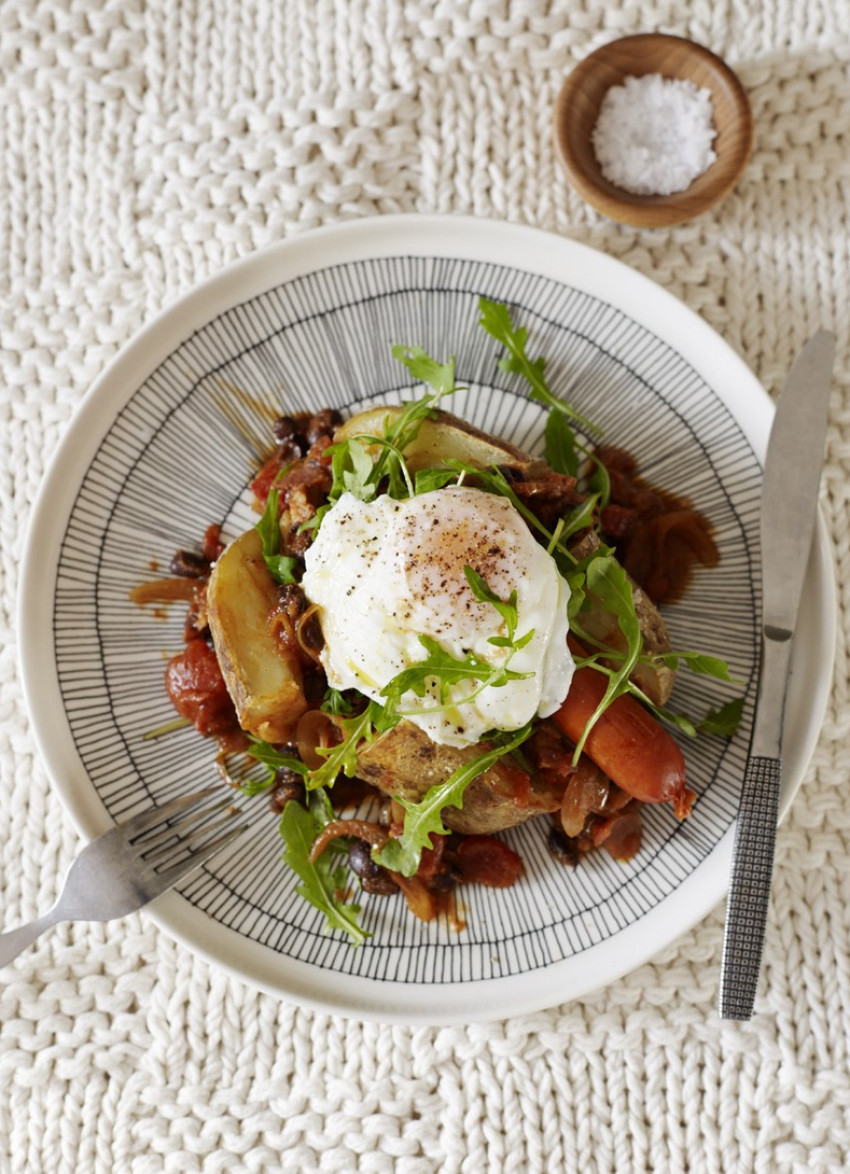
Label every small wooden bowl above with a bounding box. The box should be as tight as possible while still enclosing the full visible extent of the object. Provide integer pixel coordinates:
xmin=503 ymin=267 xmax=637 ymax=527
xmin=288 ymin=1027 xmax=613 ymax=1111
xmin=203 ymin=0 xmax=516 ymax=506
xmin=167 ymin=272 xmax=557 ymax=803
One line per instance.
xmin=554 ymin=34 xmax=753 ymax=228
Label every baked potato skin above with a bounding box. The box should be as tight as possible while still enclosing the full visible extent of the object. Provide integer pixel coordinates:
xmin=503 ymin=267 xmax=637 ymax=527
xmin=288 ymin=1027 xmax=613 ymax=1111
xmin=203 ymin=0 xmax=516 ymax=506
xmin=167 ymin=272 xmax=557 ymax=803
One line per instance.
xmin=206 ymin=528 xmax=308 ymax=742
xmin=356 ymin=720 xmax=561 ymax=835
xmin=336 ymin=406 xmax=533 ymax=472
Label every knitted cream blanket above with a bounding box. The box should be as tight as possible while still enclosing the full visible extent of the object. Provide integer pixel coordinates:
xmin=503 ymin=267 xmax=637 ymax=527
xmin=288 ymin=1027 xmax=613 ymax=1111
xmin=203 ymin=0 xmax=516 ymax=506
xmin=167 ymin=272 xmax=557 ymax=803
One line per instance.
xmin=1 ymin=3 xmax=848 ymax=1171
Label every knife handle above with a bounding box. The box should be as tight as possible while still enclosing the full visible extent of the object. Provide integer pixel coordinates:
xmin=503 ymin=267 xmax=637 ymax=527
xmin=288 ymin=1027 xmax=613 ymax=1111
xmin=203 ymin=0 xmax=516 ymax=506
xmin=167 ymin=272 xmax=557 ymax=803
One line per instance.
xmin=718 ymin=754 xmax=781 ymax=1020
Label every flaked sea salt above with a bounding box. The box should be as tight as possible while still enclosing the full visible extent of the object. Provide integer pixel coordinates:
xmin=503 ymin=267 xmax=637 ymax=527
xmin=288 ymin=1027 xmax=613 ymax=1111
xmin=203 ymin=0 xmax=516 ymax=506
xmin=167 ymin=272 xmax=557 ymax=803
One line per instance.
xmin=591 ymin=73 xmax=717 ymax=197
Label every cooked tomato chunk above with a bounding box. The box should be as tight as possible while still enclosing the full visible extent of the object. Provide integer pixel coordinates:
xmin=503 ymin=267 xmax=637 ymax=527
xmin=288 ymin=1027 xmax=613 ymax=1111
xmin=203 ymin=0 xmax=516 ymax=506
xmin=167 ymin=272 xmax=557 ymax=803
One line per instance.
xmin=165 ymin=638 xmax=238 ymax=737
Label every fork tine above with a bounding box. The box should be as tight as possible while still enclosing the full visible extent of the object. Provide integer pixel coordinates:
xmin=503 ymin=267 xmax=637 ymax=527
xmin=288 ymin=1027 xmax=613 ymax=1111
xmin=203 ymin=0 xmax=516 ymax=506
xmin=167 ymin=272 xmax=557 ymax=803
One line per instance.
xmin=120 ymin=788 xmax=222 ymax=839
xmin=135 ymin=797 xmax=233 ymax=855
xmin=143 ymin=809 xmax=240 ymax=868
xmin=148 ymin=823 xmax=251 ymax=892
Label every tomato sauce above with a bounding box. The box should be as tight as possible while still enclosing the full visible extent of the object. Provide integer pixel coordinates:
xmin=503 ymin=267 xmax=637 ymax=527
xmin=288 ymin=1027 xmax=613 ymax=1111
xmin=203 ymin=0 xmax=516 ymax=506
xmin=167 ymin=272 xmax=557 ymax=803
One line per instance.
xmin=597 ymin=445 xmax=719 ymax=605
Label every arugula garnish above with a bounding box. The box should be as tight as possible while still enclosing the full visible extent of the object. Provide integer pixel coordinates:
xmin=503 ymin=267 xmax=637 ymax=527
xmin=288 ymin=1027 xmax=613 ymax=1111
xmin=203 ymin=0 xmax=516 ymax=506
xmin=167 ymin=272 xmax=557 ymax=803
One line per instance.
xmin=279 ymin=790 xmax=370 ymax=945
xmin=544 ymin=408 xmax=580 ymax=478
xmin=558 ymin=496 xmax=602 ymax=545
xmin=340 ymin=437 xmax=379 ymax=500
xmin=414 ymin=466 xmax=458 ymax=496
xmin=391 ymin=345 xmax=457 ymax=396
xmin=585 ymin=452 xmax=612 ymax=509
xmin=379 ymin=569 xmax=535 ymax=720
xmin=463 ymin=566 xmax=531 ymax=649
xmin=655 ymin=650 xmax=740 ymax=682
xmin=567 ymin=554 xmax=643 ymax=759
xmin=322 ymin=687 xmax=358 ymax=717
xmin=373 ymin=723 xmax=534 ymax=877
xmin=380 ymin=634 xmax=534 ymax=719
xmin=478 ymin=298 xmax=615 ymax=509
xmin=575 ymin=660 xmax=742 ymax=741
xmin=698 ymin=697 xmax=745 ymax=737
xmin=255 ymin=489 xmax=297 ymax=585
xmin=302 ymin=699 xmax=393 ymax=792
xmin=243 ymin=739 xmax=309 ymax=795
xmin=478 ymin=297 xmax=600 ymax=436
xmin=312 ymin=347 xmax=461 ymax=530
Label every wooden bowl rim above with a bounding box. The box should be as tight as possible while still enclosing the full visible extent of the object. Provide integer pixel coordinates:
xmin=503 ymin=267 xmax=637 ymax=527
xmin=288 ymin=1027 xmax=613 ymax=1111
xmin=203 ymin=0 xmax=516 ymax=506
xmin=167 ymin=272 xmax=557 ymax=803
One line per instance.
xmin=553 ymin=33 xmax=754 ymax=228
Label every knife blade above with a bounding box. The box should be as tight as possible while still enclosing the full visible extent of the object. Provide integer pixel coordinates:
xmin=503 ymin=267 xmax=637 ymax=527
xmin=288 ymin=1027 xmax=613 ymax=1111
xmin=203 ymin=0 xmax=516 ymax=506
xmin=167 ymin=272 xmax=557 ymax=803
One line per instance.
xmin=719 ymin=330 xmax=835 ymax=1020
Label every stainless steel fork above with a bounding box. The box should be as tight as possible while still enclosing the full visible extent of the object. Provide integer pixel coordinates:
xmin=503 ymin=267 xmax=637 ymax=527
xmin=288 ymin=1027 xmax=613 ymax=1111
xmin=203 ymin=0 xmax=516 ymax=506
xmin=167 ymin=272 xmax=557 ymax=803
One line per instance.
xmin=0 ymin=788 xmax=249 ymax=967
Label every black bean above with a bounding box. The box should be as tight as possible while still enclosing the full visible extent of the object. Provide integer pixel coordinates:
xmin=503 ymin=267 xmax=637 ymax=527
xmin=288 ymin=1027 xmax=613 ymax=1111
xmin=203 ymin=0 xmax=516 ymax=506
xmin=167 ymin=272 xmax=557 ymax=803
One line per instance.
xmin=305 ymin=408 xmax=342 ymax=445
xmin=286 ymin=528 xmax=313 ymax=558
xmin=547 ymin=825 xmax=579 ymax=867
xmin=348 ymin=839 xmax=398 ymax=896
xmin=170 ymin=549 xmax=211 ymax=578
xmin=427 ymin=869 xmax=457 ymax=895
xmin=272 ymin=415 xmax=298 ymax=442
xmin=362 ymin=872 xmax=400 ymax=897
xmin=277 ymin=582 xmax=309 ymax=615
xmin=302 ymin=667 xmax=327 ymax=708
xmin=269 ymin=762 xmax=306 ymax=813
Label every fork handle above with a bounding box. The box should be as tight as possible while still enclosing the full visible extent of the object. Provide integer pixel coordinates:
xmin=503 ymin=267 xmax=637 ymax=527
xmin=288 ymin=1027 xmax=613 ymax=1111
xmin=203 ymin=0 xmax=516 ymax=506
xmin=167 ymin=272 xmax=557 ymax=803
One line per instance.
xmin=0 ymin=912 xmax=61 ymax=968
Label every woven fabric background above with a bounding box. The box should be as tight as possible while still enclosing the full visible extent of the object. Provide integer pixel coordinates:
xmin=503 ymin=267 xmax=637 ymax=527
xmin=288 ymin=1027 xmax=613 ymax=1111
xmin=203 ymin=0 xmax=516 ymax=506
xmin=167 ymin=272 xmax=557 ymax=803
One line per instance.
xmin=1 ymin=2 xmax=848 ymax=1171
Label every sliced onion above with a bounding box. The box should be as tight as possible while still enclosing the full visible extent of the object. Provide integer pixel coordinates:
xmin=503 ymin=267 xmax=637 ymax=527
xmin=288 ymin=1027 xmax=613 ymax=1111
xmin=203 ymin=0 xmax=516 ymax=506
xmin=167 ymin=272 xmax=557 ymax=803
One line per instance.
xmin=559 ymin=759 xmax=610 ymax=838
xmin=391 ymin=873 xmax=437 ymax=922
xmin=308 ymin=819 xmax=388 ymax=863
xmin=295 ymin=708 xmax=340 ymax=770
xmin=294 ymin=603 xmax=324 ymax=663
xmin=600 ymin=807 xmax=643 ymax=862
xmin=129 ymin=577 xmax=197 ymax=605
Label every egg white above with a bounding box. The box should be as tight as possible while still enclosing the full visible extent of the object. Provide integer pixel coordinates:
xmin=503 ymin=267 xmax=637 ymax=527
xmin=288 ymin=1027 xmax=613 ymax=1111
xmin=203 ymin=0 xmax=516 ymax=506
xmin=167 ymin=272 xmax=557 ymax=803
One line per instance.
xmin=301 ymin=485 xmax=574 ymax=748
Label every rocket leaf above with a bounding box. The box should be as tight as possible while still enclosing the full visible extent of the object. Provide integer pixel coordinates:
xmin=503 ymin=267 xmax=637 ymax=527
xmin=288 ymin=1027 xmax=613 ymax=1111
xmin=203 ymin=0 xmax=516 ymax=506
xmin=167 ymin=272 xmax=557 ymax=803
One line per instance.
xmin=545 ymin=408 xmax=580 ymax=477
xmin=698 ymin=697 xmax=745 ymax=737
xmin=279 ymin=797 xmax=370 ymax=945
xmin=254 ymin=489 xmax=297 ymax=585
xmin=477 ymin=297 xmax=600 ymax=435
xmin=391 ymin=346 xmax=457 ymax=396
xmin=306 ymin=700 xmax=394 ymax=792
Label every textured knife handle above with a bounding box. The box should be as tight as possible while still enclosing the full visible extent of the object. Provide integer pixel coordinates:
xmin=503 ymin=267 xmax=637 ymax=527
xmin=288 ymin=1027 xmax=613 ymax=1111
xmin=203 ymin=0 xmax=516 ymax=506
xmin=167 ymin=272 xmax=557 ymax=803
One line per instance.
xmin=718 ymin=755 xmax=782 ymax=1021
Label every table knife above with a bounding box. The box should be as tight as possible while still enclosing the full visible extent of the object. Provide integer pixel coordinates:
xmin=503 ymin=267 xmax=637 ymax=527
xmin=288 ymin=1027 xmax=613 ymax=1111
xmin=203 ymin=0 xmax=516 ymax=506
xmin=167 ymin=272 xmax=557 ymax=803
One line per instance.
xmin=718 ymin=330 xmax=835 ymax=1020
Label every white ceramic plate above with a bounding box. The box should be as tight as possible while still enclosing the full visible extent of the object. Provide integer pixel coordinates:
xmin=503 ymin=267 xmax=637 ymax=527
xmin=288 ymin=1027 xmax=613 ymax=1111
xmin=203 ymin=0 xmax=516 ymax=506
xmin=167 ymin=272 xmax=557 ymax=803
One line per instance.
xmin=19 ymin=215 xmax=835 ymax=1023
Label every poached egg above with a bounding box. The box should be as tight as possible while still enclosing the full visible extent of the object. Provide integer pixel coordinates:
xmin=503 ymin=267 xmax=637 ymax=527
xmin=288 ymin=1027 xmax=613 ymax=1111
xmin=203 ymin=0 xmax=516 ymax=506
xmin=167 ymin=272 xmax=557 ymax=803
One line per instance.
xmin=301 ymin=485 xmax=574 ymax=748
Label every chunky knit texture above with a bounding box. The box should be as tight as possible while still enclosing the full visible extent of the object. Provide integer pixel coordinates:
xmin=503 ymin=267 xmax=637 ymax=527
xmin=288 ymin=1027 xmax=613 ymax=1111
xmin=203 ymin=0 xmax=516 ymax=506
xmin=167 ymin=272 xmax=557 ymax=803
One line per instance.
xmin=1 ymin=2 xmax=849 ymax=1171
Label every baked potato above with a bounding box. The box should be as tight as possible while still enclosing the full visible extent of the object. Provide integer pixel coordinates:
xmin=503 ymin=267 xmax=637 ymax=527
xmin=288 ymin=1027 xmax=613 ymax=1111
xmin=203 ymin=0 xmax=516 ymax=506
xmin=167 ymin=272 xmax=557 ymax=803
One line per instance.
xmin=206 ymin=528 xmax=308 ymax=741
xmin=356 ymin=720 xmax=561 ymax=835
